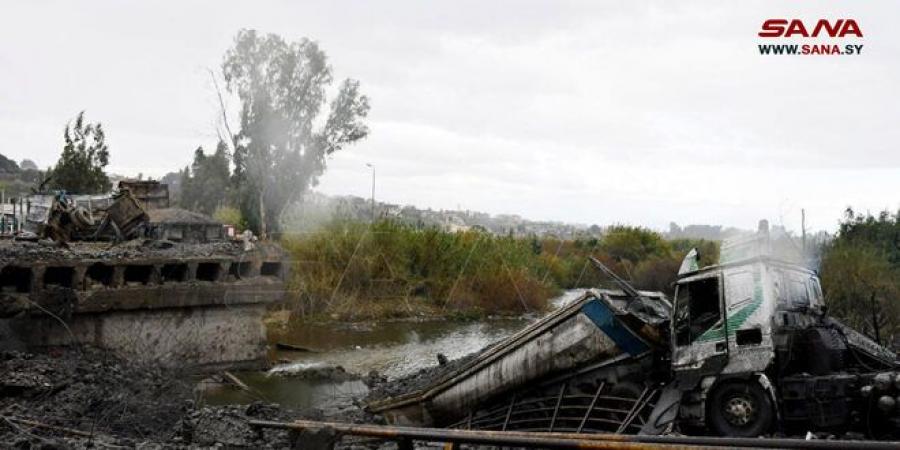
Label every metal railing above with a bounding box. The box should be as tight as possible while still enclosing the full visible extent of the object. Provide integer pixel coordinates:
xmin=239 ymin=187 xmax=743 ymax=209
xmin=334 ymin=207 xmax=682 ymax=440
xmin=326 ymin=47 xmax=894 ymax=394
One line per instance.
xmin=249 ymin=419 xmax=900 ymax=450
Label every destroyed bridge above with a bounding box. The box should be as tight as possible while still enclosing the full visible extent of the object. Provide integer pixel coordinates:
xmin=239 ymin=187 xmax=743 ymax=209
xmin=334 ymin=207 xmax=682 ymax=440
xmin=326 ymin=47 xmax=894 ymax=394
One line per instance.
xmin=0 ymin=180 xmax=288 ymax=369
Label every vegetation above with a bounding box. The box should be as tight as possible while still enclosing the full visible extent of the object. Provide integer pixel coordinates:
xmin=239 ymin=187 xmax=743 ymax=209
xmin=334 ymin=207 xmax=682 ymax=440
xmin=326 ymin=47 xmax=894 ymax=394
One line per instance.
xmin=48 ymin=111 xmax=111 ymax=194
xmin=0 ymin=154 xmax=43 ymax=198
xmin=221 ymin=29 xmax=370 ymax=238
xmin=212 ymin=205 xmax=244 ymax=230
xmin=820 ymin=208 xmax=900 ymax=345
xmin=281 ymin=220 xmax=718 ymax=321
xmin=178 ymin=141 xmax=232 ymax=215
xmin=0 ymin=153 xmax=19 ymax=173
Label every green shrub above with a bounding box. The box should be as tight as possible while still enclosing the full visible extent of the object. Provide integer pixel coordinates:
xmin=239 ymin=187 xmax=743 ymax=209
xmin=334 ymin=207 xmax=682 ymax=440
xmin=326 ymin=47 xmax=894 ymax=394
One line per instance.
xmin=280 ymin=219 xmax=719 ymax=321
xmin=821 ymin=209 xmax=900 ymax=344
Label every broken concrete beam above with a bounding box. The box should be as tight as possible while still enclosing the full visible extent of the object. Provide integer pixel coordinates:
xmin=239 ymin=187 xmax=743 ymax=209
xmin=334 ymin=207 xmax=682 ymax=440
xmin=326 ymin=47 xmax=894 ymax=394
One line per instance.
xmin=0 ymin=240 xmax=291 ymax=369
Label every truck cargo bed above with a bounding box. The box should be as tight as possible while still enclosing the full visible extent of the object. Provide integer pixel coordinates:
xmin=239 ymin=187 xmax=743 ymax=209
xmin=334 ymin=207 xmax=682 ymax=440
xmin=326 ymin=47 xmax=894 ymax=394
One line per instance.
xmin=368 ymin=289 xmax=671 ymax=427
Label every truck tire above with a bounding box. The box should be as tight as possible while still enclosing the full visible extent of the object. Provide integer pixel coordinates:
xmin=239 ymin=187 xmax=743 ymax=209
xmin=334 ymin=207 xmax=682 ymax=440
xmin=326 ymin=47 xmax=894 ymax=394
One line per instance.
xmin=707 ymin=380 xmax=774 ymax=437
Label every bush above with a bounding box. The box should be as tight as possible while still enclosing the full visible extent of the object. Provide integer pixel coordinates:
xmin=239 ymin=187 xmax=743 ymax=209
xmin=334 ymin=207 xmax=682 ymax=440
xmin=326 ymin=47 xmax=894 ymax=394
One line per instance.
xmin=281 ymin=220 xmax=559 ymax=320
xmin=213 ymin=206 xmax=243 ymax=230
xmin=821 ymin=209 xmax=900 ymax=345
xmin=600 ymin=225 xmax=672 ymax=263
xmin=280 ymin=219 xmax=720 ymax=321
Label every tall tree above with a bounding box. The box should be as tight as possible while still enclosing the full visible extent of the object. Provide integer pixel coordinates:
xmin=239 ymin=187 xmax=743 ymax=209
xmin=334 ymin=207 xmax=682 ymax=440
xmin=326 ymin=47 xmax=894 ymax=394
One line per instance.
xmin=821 ymin=209 xmax=900 ymax=343
xmin=49 ymin=111 xmax=110 ymax=194
xmin=222 ymin=29 xmax=370 ymax=238
xmin=179 ymin=141 xmax=232 ymax=215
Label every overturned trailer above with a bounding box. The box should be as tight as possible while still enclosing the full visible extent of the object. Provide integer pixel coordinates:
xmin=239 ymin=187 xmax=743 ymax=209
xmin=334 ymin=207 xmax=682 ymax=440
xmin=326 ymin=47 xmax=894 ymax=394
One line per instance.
xmin=370 ymin=226 xmax=900 ymax=439
xmin=369 ymin=288 xmax=673 ymax=433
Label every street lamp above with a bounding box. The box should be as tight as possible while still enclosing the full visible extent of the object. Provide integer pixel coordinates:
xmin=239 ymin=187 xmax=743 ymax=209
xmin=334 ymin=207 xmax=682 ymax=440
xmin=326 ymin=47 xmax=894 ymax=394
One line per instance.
xmin=366 ymin=163 xmax=375 ymax=222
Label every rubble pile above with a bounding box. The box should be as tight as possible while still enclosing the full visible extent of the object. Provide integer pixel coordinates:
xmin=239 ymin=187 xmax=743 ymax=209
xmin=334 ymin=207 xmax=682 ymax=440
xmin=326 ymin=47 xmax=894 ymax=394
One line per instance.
xmin=0 ymin=346 xmax=399 ymax=448
xmin=1 ymin=347 xmax=191 ymax=447
xmin=0 ymin=239 xmax=246 ymax=265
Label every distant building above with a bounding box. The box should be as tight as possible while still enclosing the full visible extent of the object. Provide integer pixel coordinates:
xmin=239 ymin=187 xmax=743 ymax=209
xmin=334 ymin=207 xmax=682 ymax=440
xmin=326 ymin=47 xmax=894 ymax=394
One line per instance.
xmin=147 ymin=208 xmax=223 ymax=243
xmin=118 ymin=180 xmax=169 ymax=210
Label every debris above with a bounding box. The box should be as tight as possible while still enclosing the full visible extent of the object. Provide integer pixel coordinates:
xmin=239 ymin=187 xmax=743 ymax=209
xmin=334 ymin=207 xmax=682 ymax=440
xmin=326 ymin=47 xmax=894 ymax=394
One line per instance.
xmin=0 ymin=347 xmax=364 ymax=448
xmin=33 ymin=189 xmax=149 ymax=245
xmin=239 ymin=229 xmax=257 ymax=251
xmin=276 ymin=342 xmax=320 ymax=352
xmin=2 ymin=416 xmax=94 ymax=438
xmin=224 ymin=370 xmax=252 ymax=392
xmin=101 ymin=188 xmax=149 ymax=241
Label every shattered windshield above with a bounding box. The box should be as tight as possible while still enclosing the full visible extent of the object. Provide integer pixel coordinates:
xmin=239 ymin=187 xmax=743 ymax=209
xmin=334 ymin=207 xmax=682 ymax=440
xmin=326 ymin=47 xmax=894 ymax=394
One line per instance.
xmin=674 ymin=276 xmax=721 ymax=346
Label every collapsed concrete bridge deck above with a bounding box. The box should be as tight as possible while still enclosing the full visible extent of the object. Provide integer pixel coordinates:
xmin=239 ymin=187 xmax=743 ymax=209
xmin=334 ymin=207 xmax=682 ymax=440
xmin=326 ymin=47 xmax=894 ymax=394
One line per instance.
xmin=0 ymin=239 xmax=289 ymax=369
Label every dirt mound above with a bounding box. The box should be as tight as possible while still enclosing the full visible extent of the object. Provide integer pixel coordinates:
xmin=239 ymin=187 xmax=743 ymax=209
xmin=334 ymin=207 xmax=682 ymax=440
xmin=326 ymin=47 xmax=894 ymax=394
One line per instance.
xmin=0 ymin=347 xmax=193 ymax=446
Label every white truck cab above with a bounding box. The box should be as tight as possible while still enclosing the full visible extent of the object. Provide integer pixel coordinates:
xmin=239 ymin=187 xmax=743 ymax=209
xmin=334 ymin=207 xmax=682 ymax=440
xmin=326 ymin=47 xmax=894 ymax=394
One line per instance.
xmin=669 ymin=225 xmax=896 ymax=437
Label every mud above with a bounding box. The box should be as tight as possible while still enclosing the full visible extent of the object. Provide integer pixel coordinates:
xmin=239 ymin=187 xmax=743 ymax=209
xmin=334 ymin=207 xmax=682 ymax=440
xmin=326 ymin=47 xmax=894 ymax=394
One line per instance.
xmin=365 ymin=352 xmax=479 ymax=401
xmin=1 ymin=347 xmax=192 ymax=441
xmin=0 ymin=347 xmax=385 ymax=449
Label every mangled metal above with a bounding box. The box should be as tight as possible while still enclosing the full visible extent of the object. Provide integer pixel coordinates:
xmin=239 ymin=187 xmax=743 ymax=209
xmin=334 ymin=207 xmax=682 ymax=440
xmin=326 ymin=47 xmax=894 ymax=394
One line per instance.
xmin=26 ymin=188 xmax=150 ymax=244
xmin=368 ymin=286 xmax=672 ymax=431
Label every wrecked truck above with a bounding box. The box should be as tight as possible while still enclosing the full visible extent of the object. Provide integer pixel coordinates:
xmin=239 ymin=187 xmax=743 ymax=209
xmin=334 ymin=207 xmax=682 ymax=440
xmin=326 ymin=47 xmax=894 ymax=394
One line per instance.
xmin=368 ymin=226 xmax=900 ymax=439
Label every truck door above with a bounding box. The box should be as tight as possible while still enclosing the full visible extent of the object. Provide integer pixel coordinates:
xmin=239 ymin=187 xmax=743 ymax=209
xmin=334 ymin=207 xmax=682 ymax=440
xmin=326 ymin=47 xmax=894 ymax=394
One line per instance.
xmin=672 ymin=273 xmax=728 ymax=373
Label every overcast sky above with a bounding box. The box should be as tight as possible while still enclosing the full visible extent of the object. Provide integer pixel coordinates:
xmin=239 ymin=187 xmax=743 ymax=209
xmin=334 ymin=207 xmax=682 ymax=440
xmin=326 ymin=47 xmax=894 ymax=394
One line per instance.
xmin=1 ymin=1 xmax=897 ymax=232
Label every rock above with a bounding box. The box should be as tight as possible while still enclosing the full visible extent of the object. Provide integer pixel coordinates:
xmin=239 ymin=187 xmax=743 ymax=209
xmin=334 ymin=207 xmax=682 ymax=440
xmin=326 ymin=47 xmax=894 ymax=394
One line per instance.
xmin=291 ymin=426 xmax=340 ymax=449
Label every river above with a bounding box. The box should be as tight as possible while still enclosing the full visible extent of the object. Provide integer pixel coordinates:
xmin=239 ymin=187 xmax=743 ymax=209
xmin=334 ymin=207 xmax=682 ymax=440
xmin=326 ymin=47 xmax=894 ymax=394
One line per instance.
xmin=198 ymin=289 xmax=585 ymax=409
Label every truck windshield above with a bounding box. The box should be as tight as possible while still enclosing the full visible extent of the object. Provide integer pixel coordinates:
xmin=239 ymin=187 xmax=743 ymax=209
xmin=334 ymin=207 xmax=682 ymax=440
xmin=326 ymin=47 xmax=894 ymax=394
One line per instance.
xmin=674 ymin=276 xmax=721 ymax=346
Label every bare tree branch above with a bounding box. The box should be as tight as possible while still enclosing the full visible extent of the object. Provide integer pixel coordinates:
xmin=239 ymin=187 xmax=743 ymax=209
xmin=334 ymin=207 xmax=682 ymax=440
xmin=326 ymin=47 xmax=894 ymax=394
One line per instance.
xmin=208 ymin=68 xmax=238 ymax=155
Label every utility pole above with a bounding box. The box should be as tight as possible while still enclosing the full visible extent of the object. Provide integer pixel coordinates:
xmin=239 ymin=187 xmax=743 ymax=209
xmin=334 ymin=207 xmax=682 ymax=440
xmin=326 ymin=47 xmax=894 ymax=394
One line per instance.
xmin=801 ymin=208 xmax=807 ymax=254
xmin=366 ymin=163 xmax=375 ymax=223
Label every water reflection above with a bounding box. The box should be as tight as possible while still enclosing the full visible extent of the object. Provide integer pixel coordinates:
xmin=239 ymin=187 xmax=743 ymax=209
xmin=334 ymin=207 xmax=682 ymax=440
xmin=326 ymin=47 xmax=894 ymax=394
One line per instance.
xmin=269 ymin=318 xmax=527 ymax=378
xmin=200 ymin=289 xmax=585 ymax=409
xmin=200 ymin=371 xmax=368 ymax=409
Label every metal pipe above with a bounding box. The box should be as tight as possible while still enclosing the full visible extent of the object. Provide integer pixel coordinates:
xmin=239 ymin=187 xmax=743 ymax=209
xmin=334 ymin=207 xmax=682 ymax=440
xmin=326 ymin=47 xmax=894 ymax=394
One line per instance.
xmin=249 ymin=419 xmax=723 ymax=449
xmin=249 ymin=419 xmax=900 ymax=450
xmin=589 ymin=256 xmax=641 ymax=298
xmin=578 ymin=381 xmax=605 ymax=433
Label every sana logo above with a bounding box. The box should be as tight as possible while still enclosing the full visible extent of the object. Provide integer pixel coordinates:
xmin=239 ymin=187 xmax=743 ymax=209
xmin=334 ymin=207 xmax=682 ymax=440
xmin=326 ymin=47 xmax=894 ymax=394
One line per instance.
xmin=758 ymin=19 xmax=863 ymax=38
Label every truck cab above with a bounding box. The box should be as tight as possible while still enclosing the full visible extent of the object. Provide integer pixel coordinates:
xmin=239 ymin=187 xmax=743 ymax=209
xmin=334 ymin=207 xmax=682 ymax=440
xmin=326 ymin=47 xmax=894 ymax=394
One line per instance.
xmin=670 ymin=231 xmax=897 ymax=437
xmin=672 ymin=258 xmax=824 ymax=375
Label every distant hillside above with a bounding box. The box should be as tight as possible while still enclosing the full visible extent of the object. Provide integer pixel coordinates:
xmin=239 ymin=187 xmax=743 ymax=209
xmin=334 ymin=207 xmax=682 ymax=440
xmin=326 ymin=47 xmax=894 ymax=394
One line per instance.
xmin=0 ymin=153 xmax=43 ymax=198
xmin=280 ymin=191 xmax=762 ymax=241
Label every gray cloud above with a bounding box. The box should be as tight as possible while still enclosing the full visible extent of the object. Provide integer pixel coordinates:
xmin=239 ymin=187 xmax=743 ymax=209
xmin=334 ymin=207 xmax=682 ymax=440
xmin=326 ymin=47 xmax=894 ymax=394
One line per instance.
xmin=1 ymin=1 xmax=897 ymax=232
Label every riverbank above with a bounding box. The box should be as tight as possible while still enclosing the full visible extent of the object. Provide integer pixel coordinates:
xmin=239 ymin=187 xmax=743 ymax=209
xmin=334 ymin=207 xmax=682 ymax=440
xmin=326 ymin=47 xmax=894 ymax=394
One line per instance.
xmin=280 ymin=219 xmax=718 ymax=322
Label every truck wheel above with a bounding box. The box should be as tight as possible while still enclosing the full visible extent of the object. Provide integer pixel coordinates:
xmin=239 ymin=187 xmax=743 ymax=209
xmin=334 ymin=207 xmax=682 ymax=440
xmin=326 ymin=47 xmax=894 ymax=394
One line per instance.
xmin=707 ymin=380 xmax=773 ymax=437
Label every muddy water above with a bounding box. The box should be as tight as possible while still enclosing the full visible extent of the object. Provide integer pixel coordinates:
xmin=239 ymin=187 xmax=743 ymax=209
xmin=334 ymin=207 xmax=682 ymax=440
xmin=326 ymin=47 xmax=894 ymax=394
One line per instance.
xmin=200 ymin=290 xmax=585 ymax=409
xmin=268 ymin=318 xmax=529 ymax=378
